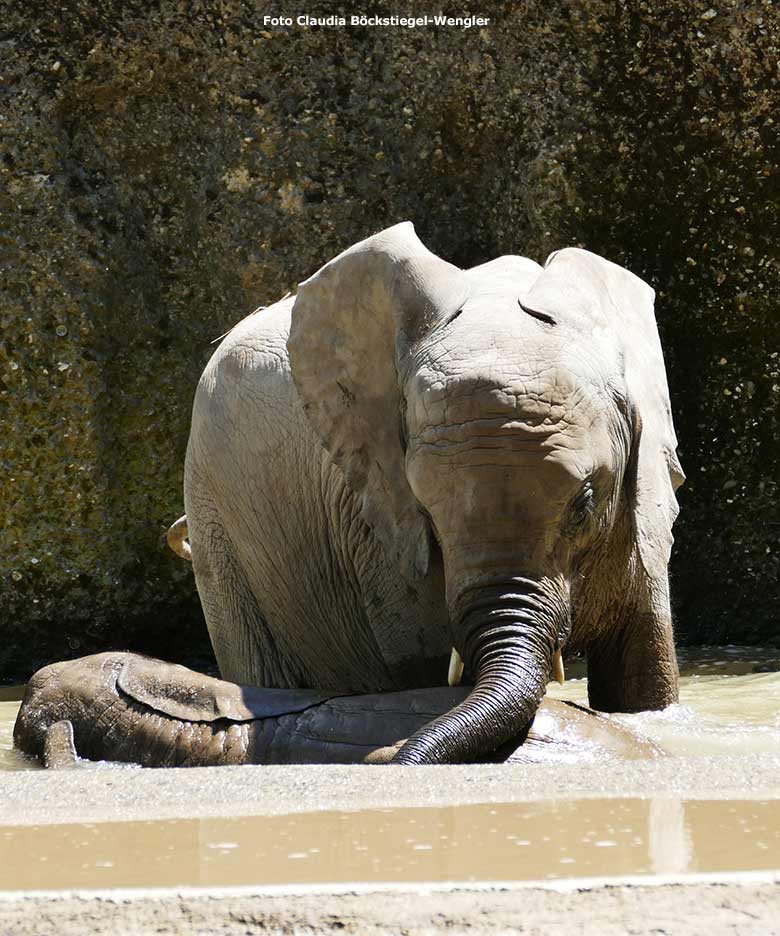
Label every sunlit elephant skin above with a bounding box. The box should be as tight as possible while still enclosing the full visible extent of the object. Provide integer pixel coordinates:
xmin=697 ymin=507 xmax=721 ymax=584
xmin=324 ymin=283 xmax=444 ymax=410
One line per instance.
xmin=14 ymin=654 xmax=660 ymax=768
xmin=181 ymin=222 xmax=684 ymax=764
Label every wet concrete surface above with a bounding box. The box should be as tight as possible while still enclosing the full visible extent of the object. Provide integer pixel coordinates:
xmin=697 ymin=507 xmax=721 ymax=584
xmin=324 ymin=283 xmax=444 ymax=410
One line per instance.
xmin=2 ymin=756 xmax=780 ymax=828
xmin=2 ymin=881 xmax=779 ymax=935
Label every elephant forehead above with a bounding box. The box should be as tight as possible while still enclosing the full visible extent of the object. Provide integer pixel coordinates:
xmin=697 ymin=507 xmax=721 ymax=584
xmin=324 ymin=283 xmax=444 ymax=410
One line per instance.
xmin=409 ymin=412 xmax=608 ymax=485
xmin=407 ymin=359 xmax=602 ymax=429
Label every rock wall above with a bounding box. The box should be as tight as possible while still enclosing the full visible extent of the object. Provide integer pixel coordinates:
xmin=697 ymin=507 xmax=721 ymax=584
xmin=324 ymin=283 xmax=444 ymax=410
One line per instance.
xmin=2 ymin=0 xmax=778 ymax=679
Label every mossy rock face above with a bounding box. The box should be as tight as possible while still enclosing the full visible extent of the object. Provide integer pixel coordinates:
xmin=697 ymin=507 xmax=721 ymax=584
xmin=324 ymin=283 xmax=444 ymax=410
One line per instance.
xmin=2 ymin=2 xmax=778 ymax=680
xmin=555 ymin=1 xmax=780 ymax=644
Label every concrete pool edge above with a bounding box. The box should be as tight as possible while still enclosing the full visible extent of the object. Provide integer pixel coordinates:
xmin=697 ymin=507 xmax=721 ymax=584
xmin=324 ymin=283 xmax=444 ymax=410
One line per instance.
xmin=3 ymin=755 xmax=780 ymax=827
xmin=1 ymin=869 xmax=780 ymax=902
xmin=1 ymin=878 xmax=779 ymax=936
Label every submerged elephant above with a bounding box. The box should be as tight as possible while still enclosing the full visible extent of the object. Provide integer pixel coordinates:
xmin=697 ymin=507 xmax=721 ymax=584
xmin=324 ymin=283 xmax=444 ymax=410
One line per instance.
xmin=14 ymin=653 xmax=660 ymax=768
xmin=172 ymin=222 xmax=684 ymax=765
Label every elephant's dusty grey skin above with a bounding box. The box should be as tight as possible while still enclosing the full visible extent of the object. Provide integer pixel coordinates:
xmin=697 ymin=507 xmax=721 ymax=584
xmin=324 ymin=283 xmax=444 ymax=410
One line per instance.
xmin=13 ymin=653 xmax=660 ymax=768
xmin=182 ymin=222 xmax=684 ymax=765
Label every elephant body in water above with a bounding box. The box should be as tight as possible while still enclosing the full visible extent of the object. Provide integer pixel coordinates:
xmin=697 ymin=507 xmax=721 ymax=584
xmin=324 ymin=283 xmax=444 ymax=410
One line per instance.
xmin=179 ymin=222 xmax=684 ymax=764
xmin=14 ymin=654 xmax=659 ymax=768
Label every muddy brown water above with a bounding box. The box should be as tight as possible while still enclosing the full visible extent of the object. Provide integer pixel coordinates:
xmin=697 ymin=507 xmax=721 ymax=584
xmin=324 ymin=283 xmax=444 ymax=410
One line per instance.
xmin=1 ymin=647 xmax=779 ymax=891
xmin=1 ymin=799 xmax=779 ymax=890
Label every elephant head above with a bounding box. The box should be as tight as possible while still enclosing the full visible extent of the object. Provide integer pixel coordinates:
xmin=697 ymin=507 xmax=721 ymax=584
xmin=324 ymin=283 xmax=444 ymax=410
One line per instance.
xmin=288 ymin=222 xmax=683 ymax=765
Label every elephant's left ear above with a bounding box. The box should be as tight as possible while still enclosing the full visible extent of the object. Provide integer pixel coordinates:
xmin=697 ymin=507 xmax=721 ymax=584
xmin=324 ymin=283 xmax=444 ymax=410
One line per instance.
xmin=521 ymin=248 xmax=684 ymax=581
xmin=117 ymin=658 xmax=334 ymax=723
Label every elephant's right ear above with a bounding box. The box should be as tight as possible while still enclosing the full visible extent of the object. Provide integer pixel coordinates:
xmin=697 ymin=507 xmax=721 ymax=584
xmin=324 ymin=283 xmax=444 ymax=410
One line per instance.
xmin=118 ymin=658 xmax=333 ymax=723
xmin=288 ymin=222 xmax=469 ymax=580
xmin=521 ymin=248 xmax=684 ymax=583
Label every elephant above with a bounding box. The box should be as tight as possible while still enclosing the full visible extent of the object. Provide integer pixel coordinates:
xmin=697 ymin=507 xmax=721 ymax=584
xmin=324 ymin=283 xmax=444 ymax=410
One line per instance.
xmin=174 ymin=222 xmax=684 ymax=766
xmin=13 ymin=653 xmax=661 ymax=768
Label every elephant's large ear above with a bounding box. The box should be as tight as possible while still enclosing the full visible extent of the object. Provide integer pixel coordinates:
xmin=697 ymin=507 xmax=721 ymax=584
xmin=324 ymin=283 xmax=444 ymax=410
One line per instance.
xmin=521 ymin=248 xmax=684 ymax=580
xmin=118 ymin=658 xmax=334 ymax=723
xmin=288 ymin=222 xmax=470 ymax=580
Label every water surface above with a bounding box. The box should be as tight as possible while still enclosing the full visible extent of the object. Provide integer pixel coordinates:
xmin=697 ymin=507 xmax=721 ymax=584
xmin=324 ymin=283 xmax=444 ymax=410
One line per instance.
xmin=1 ymin=798 xmax=778 ymax=890
xmin=0 ymin=688 xmax=29 ymax=773
xmin=548 ymin=647 xmax=780 ymax=757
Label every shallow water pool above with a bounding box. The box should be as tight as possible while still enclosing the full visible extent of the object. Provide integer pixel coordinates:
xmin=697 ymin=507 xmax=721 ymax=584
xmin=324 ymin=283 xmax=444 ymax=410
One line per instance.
xmin=4 ymin=646 xmax=778 ymax=772
xmin=548 ymin=647 xmax=780 ymax=757
xmin=0 ymin=798 xmax=778 ymax=890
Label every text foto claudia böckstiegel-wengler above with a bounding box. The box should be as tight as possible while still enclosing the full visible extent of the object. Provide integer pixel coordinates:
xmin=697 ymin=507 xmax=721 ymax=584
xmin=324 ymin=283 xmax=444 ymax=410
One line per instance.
xmin=262 ymin=15 xmax=491 ymax=29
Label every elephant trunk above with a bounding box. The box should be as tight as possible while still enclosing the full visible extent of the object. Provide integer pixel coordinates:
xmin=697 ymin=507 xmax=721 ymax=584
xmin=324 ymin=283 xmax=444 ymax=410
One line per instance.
xmin=392 ymin=580 xmax=562 ymax=765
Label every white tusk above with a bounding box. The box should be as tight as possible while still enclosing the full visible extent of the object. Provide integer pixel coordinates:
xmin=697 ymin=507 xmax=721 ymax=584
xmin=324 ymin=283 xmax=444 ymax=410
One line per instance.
xmin=448 ymin=647 xmax=465 ymax=687
xmin=166 ymin=515 xmax=192 ymax=561
xmin=552 ymin=648 xmax=565 ymax=685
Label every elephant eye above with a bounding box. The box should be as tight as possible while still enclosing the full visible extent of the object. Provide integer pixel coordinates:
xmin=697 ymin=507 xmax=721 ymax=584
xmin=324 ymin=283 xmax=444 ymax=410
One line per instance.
xmin=564 ymin=481 xmax=596 ymax=535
